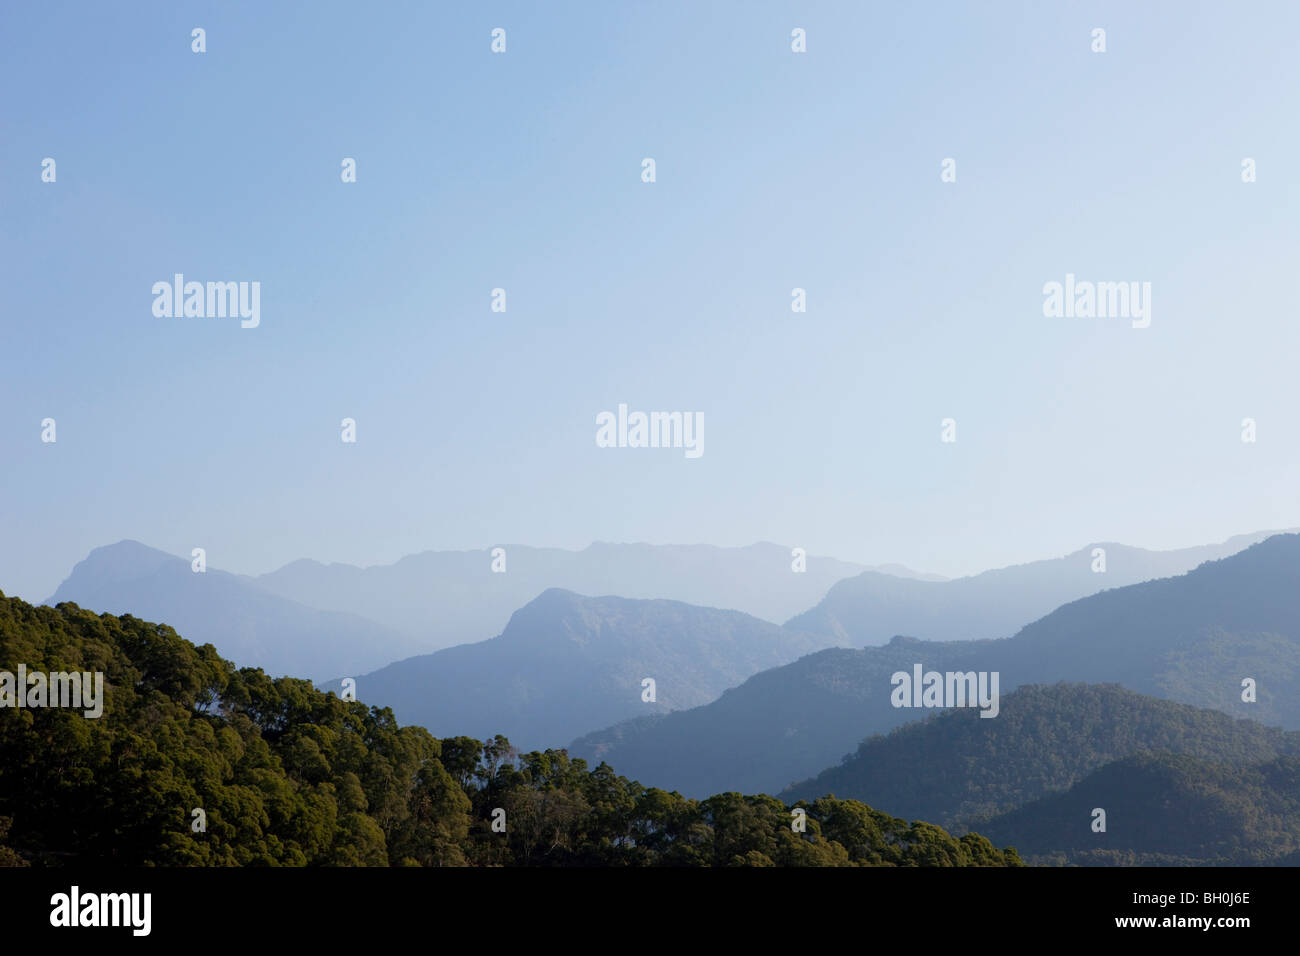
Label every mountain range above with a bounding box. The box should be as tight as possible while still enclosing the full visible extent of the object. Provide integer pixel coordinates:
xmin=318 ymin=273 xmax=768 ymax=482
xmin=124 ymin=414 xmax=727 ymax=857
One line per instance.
xmin=320 ymin=588 xmax=838 ymax=752
xmin=571 ymin=533 xmax=1300 ymax=797
xmin=41 ymin=530 xmax=1289 ymax=705
xmin=44 ymin=540 xmax=421 ymax=681
xmin=251 ymin=541 xmax=880 ymax=649
xmin=45 ymin=540 xmax=873 ymax=676
xmin=22 ymin=529 xmax=1300 ymax=866
xmin=786 ymin=530 xmax=1294 ymax=645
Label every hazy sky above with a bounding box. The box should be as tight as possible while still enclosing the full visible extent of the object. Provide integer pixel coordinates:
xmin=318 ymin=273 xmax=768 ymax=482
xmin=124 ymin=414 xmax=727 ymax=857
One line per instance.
xmin=3 ymin=1 xmax=1298 ymax=602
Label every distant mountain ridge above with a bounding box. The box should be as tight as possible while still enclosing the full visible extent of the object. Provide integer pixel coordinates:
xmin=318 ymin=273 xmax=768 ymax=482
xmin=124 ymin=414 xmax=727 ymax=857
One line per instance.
xmin=787 ymin=530 xmax=1296 ymax=646
xmin=321 ymin=588 xmax=839 ymax=753
xmin=250 ymin=541 xmax=880 ymax=650
xmin=44 ymin=530 xmax=1298 ymax=756
xmin=44 ymin=540 xmax=421 ymax=681
xmin=42 ymin=539 xmax=881 ymax=680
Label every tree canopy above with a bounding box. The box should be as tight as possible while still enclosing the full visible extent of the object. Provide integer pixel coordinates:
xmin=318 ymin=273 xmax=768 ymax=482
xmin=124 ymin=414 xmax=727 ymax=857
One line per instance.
xmin=0 ymin=592 xmax=1020 ymax=867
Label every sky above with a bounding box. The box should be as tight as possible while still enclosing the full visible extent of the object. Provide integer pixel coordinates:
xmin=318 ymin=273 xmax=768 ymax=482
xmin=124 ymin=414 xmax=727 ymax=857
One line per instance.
xmin=2 ymin=1 xmax=1299 ymax=602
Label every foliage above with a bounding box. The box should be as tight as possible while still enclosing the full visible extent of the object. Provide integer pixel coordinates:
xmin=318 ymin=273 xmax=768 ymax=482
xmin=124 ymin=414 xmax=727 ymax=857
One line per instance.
xmin=0 ymin=592 xmax=1018 ymax=867
xmin=781 ymin=682 xmax=1300 ymax=830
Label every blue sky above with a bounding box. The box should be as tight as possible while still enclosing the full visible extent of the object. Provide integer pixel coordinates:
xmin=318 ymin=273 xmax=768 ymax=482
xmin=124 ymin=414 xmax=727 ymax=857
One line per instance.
xmin=3 ymin=1 xmax=1299 ymax=601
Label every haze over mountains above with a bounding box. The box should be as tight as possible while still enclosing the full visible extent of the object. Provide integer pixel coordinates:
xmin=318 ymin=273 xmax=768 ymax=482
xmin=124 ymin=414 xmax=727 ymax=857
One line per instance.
xmin=788 ymin=530 xmax=1295 ymax=645
xmin=40 ymin=530 xmax=1287 ymax=692
xmin=321 ymin=589 xmax=838 ymax=752
xmin=250 ymin=531 xmax=1287 ymax=653
xmin=44 ymin=541 xmax=421 ymax=681
xmin=250 ymin=542 xmax=878 ymax=649
xmin=43 ymin=540 xmax=870 ymax=679
xmin=571 ymin=534 xmax=1300 ymax=798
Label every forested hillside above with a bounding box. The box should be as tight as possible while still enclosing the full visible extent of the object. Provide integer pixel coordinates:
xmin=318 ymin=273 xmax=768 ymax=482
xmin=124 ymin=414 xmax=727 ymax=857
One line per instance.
xmin=0 ymin=592 xmax=1018 ymax=867
xmin=780 ymin=683 xmax=1300 ymax=829
xmin=978 ymin=753 xmax=1300 ymax=865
